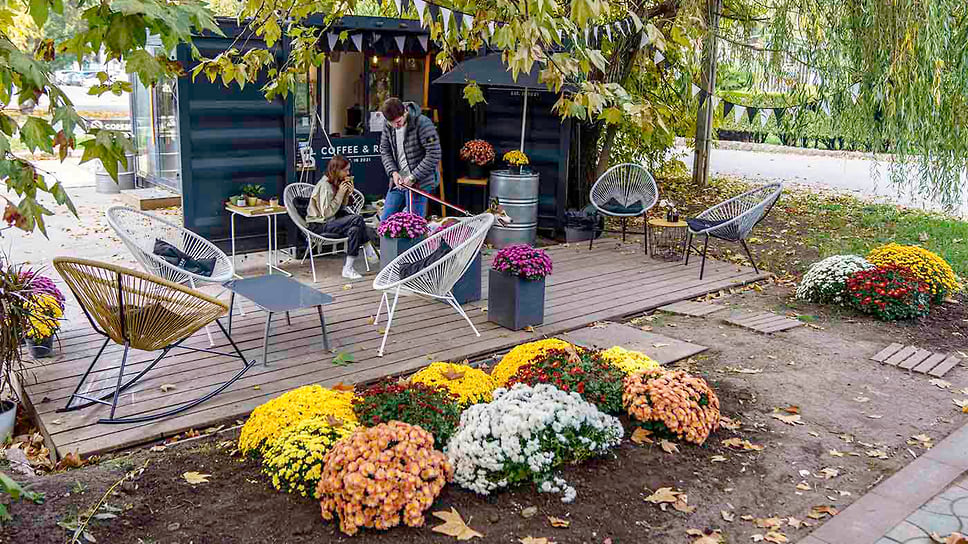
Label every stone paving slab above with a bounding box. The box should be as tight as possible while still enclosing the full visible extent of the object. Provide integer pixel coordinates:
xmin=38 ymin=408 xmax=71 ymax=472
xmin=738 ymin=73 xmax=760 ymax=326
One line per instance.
xmin=869 ymin=344 xmax=962 ymax=377
xmin=656 ymin=300 xmax=727 ymax=317
xmin=723 ymin=310 xmax=805 ymax=334
xmin=561 ymin=322 xmax=708 ymax=365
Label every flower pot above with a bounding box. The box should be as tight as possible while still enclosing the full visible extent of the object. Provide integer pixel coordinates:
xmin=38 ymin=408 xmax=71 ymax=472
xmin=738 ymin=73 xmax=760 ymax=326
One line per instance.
xmin=234 ymin=198 xmax=246 ymax=207
xmin=487 ymin=269 xmax=545 ymax=330
xmin=27 ymin=336 xmax=54 ymax=358
xmin=269 ymin=198 xmax=279 ymax=207
xmin=452 ymin=254 xmax=482 ymax=304
xmin=467 ymin=163 xmax=488 ymax=179
xmin=380 ymin=235 xmax=426 ymax=271
xmin=246 ymin=196 xmax=260 ymax=206
xmin=0 ymin=400 xmax=15 ymax=441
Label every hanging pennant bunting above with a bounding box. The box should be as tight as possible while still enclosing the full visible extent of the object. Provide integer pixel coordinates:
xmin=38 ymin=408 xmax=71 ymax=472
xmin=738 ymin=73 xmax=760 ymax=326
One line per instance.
xmin=788 ymin=105 xmax=799 ymax=119
xmin=413 ymin=0 xmax=426 ymax=25
xmin=463 ymin=13 xmax=473 ymax=31
xmin=691 ymin=83 xmax=701 ymax=98
xmin=639 ymin=31 xmax=650 ymax=49
xmin=395 ymin=35 xmax=406 ymax=53
xmin=734 ymin=104 xmax=745 ymax=123
xmin=773 ymin=108 xmax=784 ymax=122
xmin=351 ymin=33 xmax=363 ymax=51
xmin=746 ymin=106 xmax=758 ymax=124
xmin=392 ymin=0 xmax=401 ymax=16
xmin=439 ymin=7 xmax=451 ymax=27
xmin=697 ymin=90 xmax=708 ymax=109
xmin=418 ymin=35 xmax=428 ymax=52
xmin=759 ymin=108 xmax=771 ymax=127
xmin=849 ymin=82 xmax=860 ymax=103
xmin=654 ymin=50 xmax=665 ymax=65
xmin=605 ymin=24 xmax=612 ymax=41
xmin=613 ymin=22 xmax=623 ymax=37
xmin=723 ymin=101 xmax=734 ymax=117
xmin=821 ymin=100 xmax=831 ymax=116
xmin=711 ymin=95 xmax=721 ymax=111
xmin=327 ymin=32 xmax=338 ymax=51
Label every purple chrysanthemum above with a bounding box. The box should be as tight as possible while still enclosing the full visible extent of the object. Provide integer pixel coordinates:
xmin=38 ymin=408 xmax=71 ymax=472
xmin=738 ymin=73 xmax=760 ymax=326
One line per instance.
xmin=492 ymin=244 xmax=552 ymax=280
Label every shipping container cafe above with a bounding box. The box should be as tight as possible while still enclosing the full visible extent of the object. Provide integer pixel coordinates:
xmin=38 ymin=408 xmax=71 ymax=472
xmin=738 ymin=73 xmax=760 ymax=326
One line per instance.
xmin=129 ymin=15 xmax=576 ymax=253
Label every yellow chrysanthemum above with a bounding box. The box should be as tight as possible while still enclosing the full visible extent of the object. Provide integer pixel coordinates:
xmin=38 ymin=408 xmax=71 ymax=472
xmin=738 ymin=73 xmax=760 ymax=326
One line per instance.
xmin=490 ymin=338 xmax=576 ymax=386
xmin=262 ymin=417 xmax=357 ymax=499
xmin=25 ymin=294 xmax=63 ymax=339
xmin=867 ymin=243 xmax=960 ymax=301
xmin=239 ymin=385 xmax=357 ymax=455
xmin=599 ymin=346 xmax=661 ymax=375
xmin=411 ymin=362 xmax=496 ymax=405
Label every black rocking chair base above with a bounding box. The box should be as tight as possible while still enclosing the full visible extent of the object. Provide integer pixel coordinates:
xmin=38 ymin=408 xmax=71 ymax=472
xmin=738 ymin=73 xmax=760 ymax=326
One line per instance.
xmin=684 ymin=232 xmax=760 ymax=280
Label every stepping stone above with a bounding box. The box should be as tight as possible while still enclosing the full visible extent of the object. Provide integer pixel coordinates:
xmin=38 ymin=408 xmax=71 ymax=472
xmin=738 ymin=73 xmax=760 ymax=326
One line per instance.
xmin=562 ymin=322 xmax=707 ymax=365
xmin=723 ymin=311 xmax=804 ymax=334
xmin=869 ymin=344 xmax=962 ymax=377
xmin=657 ymin=301 xmax=726 ymax=317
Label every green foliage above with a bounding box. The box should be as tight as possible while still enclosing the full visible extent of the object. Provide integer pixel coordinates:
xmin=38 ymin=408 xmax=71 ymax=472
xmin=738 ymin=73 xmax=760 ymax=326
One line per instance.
xmin=0 ymin=471 xmax=45 ymax=524
xmin=240 ymin=183 xmax=265 ymax=197
xmin=352 ymin=381 xmax=462 ymax=446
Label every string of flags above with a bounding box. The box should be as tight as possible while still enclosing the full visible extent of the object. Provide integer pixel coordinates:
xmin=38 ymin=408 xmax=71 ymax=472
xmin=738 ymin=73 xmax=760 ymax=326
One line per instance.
xmin=689 ymin=81 xmax=861 ymax=125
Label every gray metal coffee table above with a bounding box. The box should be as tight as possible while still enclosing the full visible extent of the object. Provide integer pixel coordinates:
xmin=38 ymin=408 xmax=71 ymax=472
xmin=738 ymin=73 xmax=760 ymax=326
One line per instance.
xmin=223 ymin=275 xmax=333 ymax=365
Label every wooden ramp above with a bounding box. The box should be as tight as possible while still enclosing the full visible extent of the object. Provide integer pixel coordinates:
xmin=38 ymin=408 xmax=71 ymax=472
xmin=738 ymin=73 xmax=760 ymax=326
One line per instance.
xmin=23 ymin=242 xmax=768 ymax=459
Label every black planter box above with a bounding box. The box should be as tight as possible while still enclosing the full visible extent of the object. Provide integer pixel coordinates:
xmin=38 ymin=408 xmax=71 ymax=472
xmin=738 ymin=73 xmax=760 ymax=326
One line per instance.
xmin=487 ymin=269 xmax=545 ymax=330
xmin=564 ymin=226 xmax=603 ymax=243
xmin=380 ymin=235 xmax=425 ymax=271
xmin=452 ymin=253 xmax=482 ymax=304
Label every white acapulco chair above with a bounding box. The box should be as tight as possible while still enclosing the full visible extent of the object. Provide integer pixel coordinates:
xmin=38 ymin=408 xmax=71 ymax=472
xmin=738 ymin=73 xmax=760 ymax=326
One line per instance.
xmin=372 ymin=213 xmax=495 ymax=357
xmin=106 ymin=206 xmax=236 ymax=346
xmin=283 ymin=182 xmax=368 ymax=283
xmin=588 ymin=163 xmax=659 ymax=252
xmin=684 ymin=182 xmax=783 ymax=279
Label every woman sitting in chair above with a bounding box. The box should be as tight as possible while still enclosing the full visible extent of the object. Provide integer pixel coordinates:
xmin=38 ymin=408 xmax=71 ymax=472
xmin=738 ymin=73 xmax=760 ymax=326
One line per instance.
xmin=306 ymin=155 xmax=378 ymax=279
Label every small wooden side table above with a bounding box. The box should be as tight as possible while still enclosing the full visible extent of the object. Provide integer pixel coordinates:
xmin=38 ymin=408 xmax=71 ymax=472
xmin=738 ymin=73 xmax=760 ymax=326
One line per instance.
xmin=456 ymin=177 xmax=488 ymax=213
xmin=225 ymin=203 xmax=294 ymax=277
xmin=648 ymin=218 xmax=689 ymax=261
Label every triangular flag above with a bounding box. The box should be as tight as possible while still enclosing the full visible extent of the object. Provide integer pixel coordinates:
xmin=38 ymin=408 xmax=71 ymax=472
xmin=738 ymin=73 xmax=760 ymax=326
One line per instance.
xmin=691 ymin=83 xmax=701 ymax=97
xmin=487 ymin=21 xmax=495 ymax=41
xmin=439 ymin=7 xmax=451 ymax=26
xmin=418 ymin=35 xmax=428 ymax=52
xmin=723 ymin=101 xmax=734 ymax=117
xmin=327 ymin=32 xmax=338 ymax=51
xmin=773 ymin=107 xmax=784 ymax=122
xmin=614 ymin=22 xmax=623 ymax=37
xmin=556 ymin=28 xmax=562 ymax=42
xmin=654 ymin=50 xmax=664 ymax=65
xmin=849 ymin=82 xmax=860 ymax=103
xmin=711 ymin=95 xmax=721 ymax=111
xmin=734 ymin=104 xmax=745 ymax=123
xmin=392 ymin=0 xmax=401 ymax=16
xmin=351 ymin=33 xmax=362 ymax=51
xmin=463 ymin=13 xmax=473 ymax=31
xmin=697 ymin=90 xmax=707 ymax=109
xmin=821 ymin=100 xmax=831 ymax=116
xmin=395 ymin=35 xmax=406 ymax=53
xmin=746 ymin=106 xmax=758 ymax=124
xmin=605 ymin=24 xmax=612 ymax=41
xmin=586 ymin=28 xmax=593 ymax=45
xmin=788 ymin=105 xmax=799 ymax=118
xmin=639 ymin=31 xmax=649 ymax=49
xmin=413 ymin=0 xmax=426 ymax=25
xmin=759 ymin=108 xmax=771 ymax=127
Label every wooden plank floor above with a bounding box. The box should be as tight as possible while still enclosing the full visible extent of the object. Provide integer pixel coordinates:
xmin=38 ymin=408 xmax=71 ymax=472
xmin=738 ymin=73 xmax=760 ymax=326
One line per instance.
xmin=24 ymin=241 xmax=768 ymax=459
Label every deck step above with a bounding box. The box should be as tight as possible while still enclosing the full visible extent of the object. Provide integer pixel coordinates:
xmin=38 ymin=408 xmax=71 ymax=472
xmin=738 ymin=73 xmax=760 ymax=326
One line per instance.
xmin=723 ymin=311 xmax=804 ymax=334
xmin=657 ymin=301 xmax=726 ymax=317
xmin=870 ymin=344 xmax=961 ymax=377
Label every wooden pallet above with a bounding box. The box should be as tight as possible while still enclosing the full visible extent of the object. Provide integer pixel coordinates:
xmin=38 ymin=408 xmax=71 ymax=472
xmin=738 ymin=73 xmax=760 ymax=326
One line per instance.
xmin=870 ymin=343 xmax=962 ymax=377
xmin=723 ymin=310 xmax=804 ymax=333
xmin=657 ymin=300 xmax=726 ymax=317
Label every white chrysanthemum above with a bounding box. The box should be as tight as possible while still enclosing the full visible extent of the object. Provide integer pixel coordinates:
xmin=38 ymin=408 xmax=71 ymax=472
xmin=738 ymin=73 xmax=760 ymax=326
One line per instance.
xmin=445 ymin=383 xmax=623 ymax=500
xmin=797 ymin=255 xmax=875 ymax=304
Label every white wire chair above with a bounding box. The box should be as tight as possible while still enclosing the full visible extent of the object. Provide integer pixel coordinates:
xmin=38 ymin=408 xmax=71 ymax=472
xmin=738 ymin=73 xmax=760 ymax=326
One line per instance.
xmin=372 ymin=213 xmax=494 ymax=357
xmin=106 ymin=206 xmax=235 ymax=346
xmin=284 ymin=182 xmax=368 ymax=283
xmin=588 ymin=163 xmax=659 ymax=252
xmin=685 ymin=182 xmax=783 ymax=279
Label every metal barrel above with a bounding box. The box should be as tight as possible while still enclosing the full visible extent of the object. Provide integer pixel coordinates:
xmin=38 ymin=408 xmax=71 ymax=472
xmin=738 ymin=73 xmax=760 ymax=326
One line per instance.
xmin=95 ymin=153 xmax=136 ymax=194
xmin=487 ymin=169 xmax=539 ymax=248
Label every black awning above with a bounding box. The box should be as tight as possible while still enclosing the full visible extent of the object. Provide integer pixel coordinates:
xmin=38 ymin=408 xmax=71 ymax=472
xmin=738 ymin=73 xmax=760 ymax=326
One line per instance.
xmin=432 ymin=53 xmax=543 ymax=89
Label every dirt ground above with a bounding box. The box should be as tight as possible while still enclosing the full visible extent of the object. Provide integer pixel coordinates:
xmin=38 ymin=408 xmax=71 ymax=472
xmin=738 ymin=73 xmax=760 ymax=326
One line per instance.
xmin=3 ymin=282 xmax=966 ymax=544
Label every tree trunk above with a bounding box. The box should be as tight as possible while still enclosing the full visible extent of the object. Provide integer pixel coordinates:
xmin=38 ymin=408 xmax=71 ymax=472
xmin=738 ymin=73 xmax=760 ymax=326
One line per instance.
xmin=692 ymin=0 xmax=722 ymax=188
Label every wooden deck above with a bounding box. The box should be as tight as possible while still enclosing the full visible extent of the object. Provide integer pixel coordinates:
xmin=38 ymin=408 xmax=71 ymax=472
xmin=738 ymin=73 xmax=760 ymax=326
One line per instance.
xmin=24 ymin=241 xmax=768 ymax=459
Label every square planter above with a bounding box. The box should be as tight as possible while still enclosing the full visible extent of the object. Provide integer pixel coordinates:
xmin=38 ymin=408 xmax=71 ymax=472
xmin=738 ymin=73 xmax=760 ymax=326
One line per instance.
xmin=487 ymin=269 xmax=545 ymax=330
xmin=380 ymin=235 xmax=425 ymax=271
xmin=564 ymin=226 xmax=602 ymax=243
xmin=452 ymin=254 xmax=482 ymax=304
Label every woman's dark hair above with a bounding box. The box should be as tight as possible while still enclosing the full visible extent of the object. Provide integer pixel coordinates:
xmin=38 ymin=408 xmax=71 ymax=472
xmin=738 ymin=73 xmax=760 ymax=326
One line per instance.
xmin=325 ymin=155 xmax=350 ymax=190
xmin=380 ymin=98 xmax=406 ymax=121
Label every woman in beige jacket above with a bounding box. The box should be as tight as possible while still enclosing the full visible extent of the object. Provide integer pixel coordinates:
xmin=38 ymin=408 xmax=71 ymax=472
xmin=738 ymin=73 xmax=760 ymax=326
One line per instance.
xmin=306 ymin=155 xmax=377 ymax=279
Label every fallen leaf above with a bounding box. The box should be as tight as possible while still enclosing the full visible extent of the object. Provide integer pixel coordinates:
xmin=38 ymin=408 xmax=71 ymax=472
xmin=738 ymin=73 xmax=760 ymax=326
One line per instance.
xmin=519 ymin=538 xmax=554 ymax=544
xmin=719 ymin=416 xmax=742 ymax=431
xmin=332 ymin=382 xmax=355 ymax=392
xmin=783 ymin=405 xmax=800 ymax=414
xmin=953 ymin=399 xmax=968 ymax=411
xmin=752 ymin=535 xmax=765 ymax=542
xmin=524 ymin=326 xmax=536 ymax=333
xmin=866 ymin=449 xmax=889 ymax=460
xmin=432 ymin=508 xmax=484 ymax=540
xmin=442 ymin=368 xmax=466 ymax=381
xmin=160 ymin=384 xmax=176 ymax=393
xmin=722 ymin=510 xmax=735 ymax=522
xmin=660 ymin=439 xmax=680 ymax=454
xmin=342 ymin=284 xmax=352 ymax=290
xmin=930 ymin=378 xmax=952 ymax=389
xmin=741 ymin=515 xmax=755 ymax=521
xmin=325 ymin=415 xmax=344 ymax=428
xmin=55 ymin=451 xmax=85 ymax=471
xmin=796 ymin=481 xmax=811 ymax=491
xmin=724 ymin=366 xmax=763 ymax=374
xmin=521 ymin=506 xmax=538 ymax=519
xmin=819 ymin=467 xmax=839 ymax=479
xmin=944 ymin=533 xmax=968 ymax=544
xmin=631 ymin=428 xmax=653 ymax=445
xmin=798 ymin=469 xmax=811 ymax=477
xmin=672 ymin=495 xmax=697 ymax=514
xmin=723 ymin=438 xmax=765 ymax=451
xmin=911 ymin=434 xmax=932 ymax=443
xmin=182 ymin=472 xmax=211 ymax=484
xmin=547 ymin=516 xmax=570 ymax=528
xmin=854 ymin=396 xmax=870 ymax=403
xmin=807 ymin=505 xmax=839 ymax=520
xmin=754 ymin=517 xmax=783 ymax=530
xmin=149 ymin=445 xmax=166 ymax=453
xmin=687 ymin=528 xmax=724 ymax=544
xmin=711 ymin=455 xmax=728 ymax=463
xmin=652 ymin=342 xmax=670 ymax=348
xmin=645 ymin=487 xmax=681 ymax=504
xmin=772 ymin=413 xmax=803 ymax=426
xmin=764 ymin=531 xmax=789 ymax=543
xmin=828 ymin=450 xmax=845 ymax=457
xmin=787 ymin=517 xmax=803 ymax=529
xmin=867 ymin=414 xmax=883 ymax=419
xmin=252 ymin=385 xmax=261 ymax=390
xmin=51 ymin=419 xmax=62 ymax=425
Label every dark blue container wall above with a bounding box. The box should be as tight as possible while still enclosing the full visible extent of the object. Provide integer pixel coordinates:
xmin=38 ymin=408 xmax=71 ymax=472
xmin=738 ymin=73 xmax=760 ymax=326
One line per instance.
xmin=176 ymin=37 xmax=294 ymax=252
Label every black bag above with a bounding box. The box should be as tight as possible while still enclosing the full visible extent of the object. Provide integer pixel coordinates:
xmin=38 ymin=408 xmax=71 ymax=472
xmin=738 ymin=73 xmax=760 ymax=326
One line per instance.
xmin=292 ymin=196 xmax=311 ymax=219
xmin=399 ymin=240 xmax=452 ymax=279
xmin=153 ymin=239 xmax=216 ymax=277
xmin=564 ymin=205 xmax=605 ymax=231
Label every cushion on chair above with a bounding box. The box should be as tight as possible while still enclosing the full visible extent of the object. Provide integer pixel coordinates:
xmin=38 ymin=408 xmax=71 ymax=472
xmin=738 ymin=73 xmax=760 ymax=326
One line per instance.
xmin=601 ymin=197 xmax=644 ymax=215
xmin=153 ymin=239 xmax=216 ymax=277
xmin=686 ymin=217 xmax=730 ymax=234
xmin=399 ymin=240 xmax=452 ymax=280
xmin=292 ymin=196 xmax=311 ymax=219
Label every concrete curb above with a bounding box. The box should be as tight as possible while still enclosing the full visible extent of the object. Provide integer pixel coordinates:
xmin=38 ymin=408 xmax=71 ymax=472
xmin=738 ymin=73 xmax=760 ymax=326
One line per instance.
xmin=674 ymin=137 xmax=893 ymax=161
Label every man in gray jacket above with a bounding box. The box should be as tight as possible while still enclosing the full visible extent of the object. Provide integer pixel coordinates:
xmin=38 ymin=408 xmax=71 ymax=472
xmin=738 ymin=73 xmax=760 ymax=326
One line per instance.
xmin=379 ymin=98 xmax=442 ymax=220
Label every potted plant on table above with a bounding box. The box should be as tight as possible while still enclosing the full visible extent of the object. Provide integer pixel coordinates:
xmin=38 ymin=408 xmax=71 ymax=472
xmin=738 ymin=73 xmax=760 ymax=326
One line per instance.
xmin=487 ymin=244 xmax=552 ymax=330
xmin=241 ymin=184 xmax=265 ymax=206
xmin=377 ymin=212 xmax=429 ymax=271
xmin=459 ymin=140 xmax=495 ymax=179
xmin=503 ymin=150 xmax=529 ymax=175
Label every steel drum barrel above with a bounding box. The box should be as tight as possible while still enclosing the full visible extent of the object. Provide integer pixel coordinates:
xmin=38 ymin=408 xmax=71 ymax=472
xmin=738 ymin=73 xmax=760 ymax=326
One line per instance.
xmin=95 ymin=153 xmax=136 ymax=194
xmin=487 ymin=170 xmax=539 ymax=248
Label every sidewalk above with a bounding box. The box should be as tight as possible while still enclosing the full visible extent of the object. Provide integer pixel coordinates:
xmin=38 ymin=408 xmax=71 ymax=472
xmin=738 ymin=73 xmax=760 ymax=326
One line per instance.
xmin=801 ymin=422 xmax=968 ymax=544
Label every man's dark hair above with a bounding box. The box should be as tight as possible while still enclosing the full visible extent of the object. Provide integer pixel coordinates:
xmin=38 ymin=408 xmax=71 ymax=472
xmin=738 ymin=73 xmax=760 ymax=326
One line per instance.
xmin=381 ymin=98 xmax=406 ymax=121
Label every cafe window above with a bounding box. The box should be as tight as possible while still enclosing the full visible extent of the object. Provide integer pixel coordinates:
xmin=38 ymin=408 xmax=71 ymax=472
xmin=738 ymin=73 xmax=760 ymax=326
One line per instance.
xmin=130 ymin=68 xmax=180 ymax=192
xmin=295 ymin=67 xmax=319 ymax=137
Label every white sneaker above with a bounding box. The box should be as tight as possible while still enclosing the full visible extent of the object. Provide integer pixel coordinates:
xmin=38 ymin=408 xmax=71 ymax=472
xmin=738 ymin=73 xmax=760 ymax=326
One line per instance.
xmin=342 ymin=266 xmax=362 ymax=280
xmin=363 ymin=243 xmax=379 ymax=264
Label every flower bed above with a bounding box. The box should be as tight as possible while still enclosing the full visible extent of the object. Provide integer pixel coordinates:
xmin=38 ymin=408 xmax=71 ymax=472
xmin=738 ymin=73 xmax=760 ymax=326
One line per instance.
xmin=377 ymin=212 xmax=429 ymax=239
xmin=410 ymin=362 xmax=496 ymax=406
xmin=446 ymin=383 xmax=623 ymax=500
xmin=506 ymin=347 xmax=626 ymax=414
xmin=796 ymin=255 xmax=875 ymax=304
xmin=261 ymin=417 xmax=357 ymax=499
xmin=490 ymin=338 xmax=577 ymax=386
xmin=623 ymin=370 xmax=721 ymax=445
xmin=846 ymin=264 xmax=930 ymax=321
xmin=599 ymin=346 xmax=661 ymax=375
xmin=867 ymin=243 xmax=959 ymax=303
xmin=238 ymin=385 xmax=357 ymax=456
xmin=318 ymin=421 xmax=452 ymax=535
xmin=352 ymin=380 xmax=462 ymax=446
xmin=491 ymin=244 xmax=552 ymax=280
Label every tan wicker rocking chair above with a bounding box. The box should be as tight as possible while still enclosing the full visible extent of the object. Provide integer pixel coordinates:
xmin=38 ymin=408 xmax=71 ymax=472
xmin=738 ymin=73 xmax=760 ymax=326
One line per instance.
xmin=53 ymin=257 xmax=255 ymax=424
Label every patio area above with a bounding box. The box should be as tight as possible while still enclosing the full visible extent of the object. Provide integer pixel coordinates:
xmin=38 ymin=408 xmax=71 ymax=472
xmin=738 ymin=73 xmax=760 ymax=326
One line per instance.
xmin=23 ymin=240 xmax=768 ymax=459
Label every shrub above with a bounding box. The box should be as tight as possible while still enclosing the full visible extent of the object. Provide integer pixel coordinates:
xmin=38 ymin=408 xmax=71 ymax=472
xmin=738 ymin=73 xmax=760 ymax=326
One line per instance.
xmin=506 ymin=347 xmax=626 ymax=414
xmin=446 ymin=384 xmax=623 ymax=501
xmin=491 ymin=244 xmax=553 ymax=280
xmin=377 ymin=212 xmax=429 ymax=239
xmin=238 ymin=385 xmax=357 ymax=456
xmin=353 ymin=381 xmax=462 ymax=446
xmin=459 ymin=140 xmax=495 ymax=166
xmin=599 ymin=346 xmax=662 ymax=375
xmin=491 ymin=338 xmax=576 ymax=386
xmin=261 ymin=417 xmax=357 ymax=499
xmin=23 ymin=294 xmax=62 ymax=340
xmin=867 ymin=243 xmax=960 ymax=303
xmin=317 ymin=421 xmax=452 ymax=536
xmin=796 ymin=255 xmax=875 ymax=304
xmin=410 ymin=362 xmax=496 ymax=406
xmin=846 ymin=265 xmax=930 ymax=321
xmin=623 ymin=370 xmax=721 ymax=445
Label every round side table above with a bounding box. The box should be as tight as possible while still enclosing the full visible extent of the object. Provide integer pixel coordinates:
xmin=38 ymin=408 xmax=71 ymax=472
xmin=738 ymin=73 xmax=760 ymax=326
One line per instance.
xmin=648 ymin=218 xmax=689 ymax=261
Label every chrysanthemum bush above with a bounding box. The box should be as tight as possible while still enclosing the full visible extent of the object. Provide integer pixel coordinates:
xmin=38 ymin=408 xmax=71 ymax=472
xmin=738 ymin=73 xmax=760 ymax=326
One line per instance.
xmin=377 ymin=211 xmax=429 ymax=239
xmin=506 ymin=347 xmax=626 ymax=414
xmin=491 ymin=338 xmax=576 ymax=386
xmin=352 ymin=380 xmax=462 ymax=446
xmin=796 ymin=255 xmax=875 ymax=304
xmin=261 ymin=417 xmax=357 ymax=499
xmin=24 ymin=293 xmax=62 ymax=340
xmin=623 ymin=370 xmax=721 ymax=445
xmin=491 ymin=244 xmax=553 ymax=280
xmin=599 ymin=346 xmax=661 ymax=375
xmin=410 ymin=362 xmax=496 ymax=406
xmin=238 ymin=385 xmax=357 ymax=455
xmin=445 ymin=383 xmax=623 ymax=501
xmin=459 ymin=139 xmax=495 ymax=166
xmin=867 ymin=243 xmax=960 ymax=302
xmin=317 ymin=421 xmax=452 ymax=536
xmin=846 ymin=265 xmax=930 ymax=321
